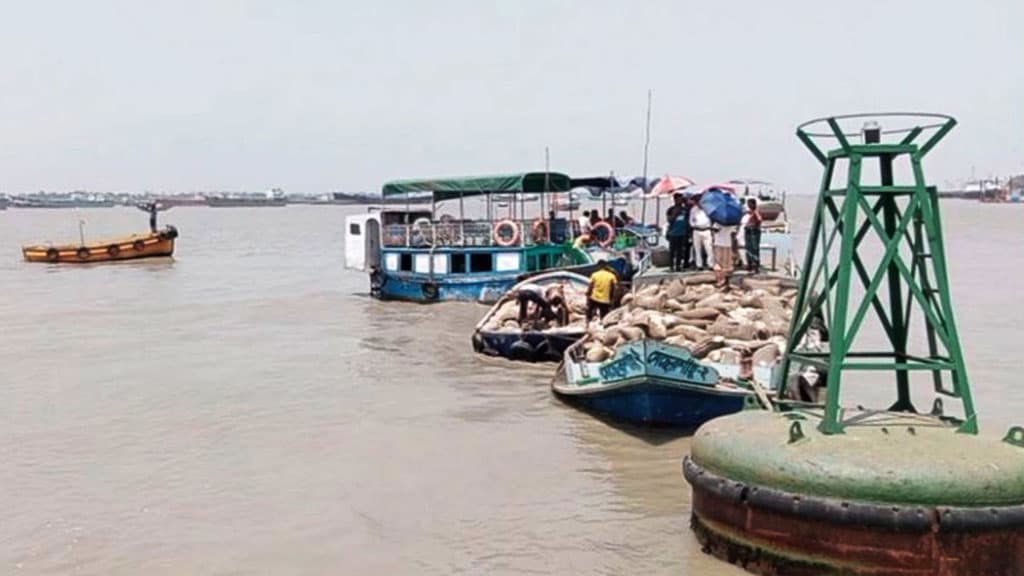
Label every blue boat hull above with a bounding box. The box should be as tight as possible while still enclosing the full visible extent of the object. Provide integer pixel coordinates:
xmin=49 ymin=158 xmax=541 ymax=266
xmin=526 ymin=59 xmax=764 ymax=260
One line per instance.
xmin=473 ymin=330 xmax=584 ymax=363
xmin=376 ymin=273 xmax=516 ymax=303
xmin=552 ymin=339 xmax=755 ymax=427
xmin=554 ymin=378 xmax=749 ymax=427
xmin=374 ymin=255 xmax=632 ymax=304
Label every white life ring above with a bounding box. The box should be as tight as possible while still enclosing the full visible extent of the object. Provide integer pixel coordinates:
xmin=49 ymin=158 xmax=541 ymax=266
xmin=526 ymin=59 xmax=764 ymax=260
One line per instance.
xmin=493 ymin=219 xmax=521 ymax=247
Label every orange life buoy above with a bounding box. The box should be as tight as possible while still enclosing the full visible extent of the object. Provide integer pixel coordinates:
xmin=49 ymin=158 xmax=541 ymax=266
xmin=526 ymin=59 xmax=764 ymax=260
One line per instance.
xmin=493 ymin=219 xmax=521 ymax=247
xmin=531 ymin=219 xmax=550 ymax=244
xmin=591 ymin=221 xmax=615 ymax=248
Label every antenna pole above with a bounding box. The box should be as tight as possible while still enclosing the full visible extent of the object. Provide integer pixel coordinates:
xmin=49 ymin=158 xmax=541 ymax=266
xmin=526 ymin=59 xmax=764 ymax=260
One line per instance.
xmin=543 ymin=146 xmax=550 ymax=221
xmin=640 ymin=89 xmax=652 ymax=224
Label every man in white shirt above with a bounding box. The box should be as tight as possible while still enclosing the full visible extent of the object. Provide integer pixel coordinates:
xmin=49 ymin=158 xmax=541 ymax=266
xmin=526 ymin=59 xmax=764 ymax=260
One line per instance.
xmin=736 ymin=207 xmax=750 ymax=269
xmin=577 ymin=210 xmax=592 ymax=237
xmin=689 ymin=202 xmax=714 ymax=269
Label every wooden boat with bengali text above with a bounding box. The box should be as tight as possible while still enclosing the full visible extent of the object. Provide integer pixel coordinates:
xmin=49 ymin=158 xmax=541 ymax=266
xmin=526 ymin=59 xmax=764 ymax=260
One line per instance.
xmin=22 ymin=225 xmax=178 ymax=263
xmin=552 ymin=337 xmax=769 ymax=427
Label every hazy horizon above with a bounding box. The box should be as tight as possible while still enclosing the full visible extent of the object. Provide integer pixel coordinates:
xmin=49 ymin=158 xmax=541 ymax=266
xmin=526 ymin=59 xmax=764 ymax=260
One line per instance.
xmin=1 ymin=1 xmax=1020 ymax=196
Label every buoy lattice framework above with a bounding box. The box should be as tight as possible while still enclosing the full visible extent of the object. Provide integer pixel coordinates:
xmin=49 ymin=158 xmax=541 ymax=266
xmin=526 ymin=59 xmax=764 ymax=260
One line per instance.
xmin=781 ymin=112 xmax=976 ymax=434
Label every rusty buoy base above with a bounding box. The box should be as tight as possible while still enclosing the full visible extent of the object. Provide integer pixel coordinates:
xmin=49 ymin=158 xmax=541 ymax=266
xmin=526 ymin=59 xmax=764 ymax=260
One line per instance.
xmin=684 ymin=410 xmax=1024 ymax=576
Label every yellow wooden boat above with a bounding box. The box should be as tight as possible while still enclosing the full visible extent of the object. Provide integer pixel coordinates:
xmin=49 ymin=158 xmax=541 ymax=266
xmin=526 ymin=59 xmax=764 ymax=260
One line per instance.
xmin=22 ymin=225 xmax=178 ymax=263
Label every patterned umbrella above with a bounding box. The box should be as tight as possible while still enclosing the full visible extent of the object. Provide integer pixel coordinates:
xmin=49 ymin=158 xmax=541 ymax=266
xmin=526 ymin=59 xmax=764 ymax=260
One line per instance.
xmin=646 ymin=175 xmax=696 ymax=197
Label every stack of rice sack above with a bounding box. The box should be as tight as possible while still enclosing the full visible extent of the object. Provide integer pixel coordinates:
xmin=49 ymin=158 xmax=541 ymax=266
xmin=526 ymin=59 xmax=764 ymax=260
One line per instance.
xmin=479 ymin=281 xmax=591 ymax=333
xmin=580 ymin=273 xmax=796 ymax=370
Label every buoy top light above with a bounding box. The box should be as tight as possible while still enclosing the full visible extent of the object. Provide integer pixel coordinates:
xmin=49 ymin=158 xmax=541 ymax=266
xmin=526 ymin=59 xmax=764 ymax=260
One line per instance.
xmin=796 ymin=112 xmax=956 ymax=167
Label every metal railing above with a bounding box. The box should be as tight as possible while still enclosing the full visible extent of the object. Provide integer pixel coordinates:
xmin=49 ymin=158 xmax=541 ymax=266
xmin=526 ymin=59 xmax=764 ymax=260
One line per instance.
xmin=381 ymin=220 xmax=568 ymax=249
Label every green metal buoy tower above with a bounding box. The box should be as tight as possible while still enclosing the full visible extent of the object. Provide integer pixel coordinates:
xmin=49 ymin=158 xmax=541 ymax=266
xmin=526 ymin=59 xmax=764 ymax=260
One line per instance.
xmin=781 ymin=113 xmax=977 ymax=434
xmin=684 ymin=114 xmax=1024 ymax=575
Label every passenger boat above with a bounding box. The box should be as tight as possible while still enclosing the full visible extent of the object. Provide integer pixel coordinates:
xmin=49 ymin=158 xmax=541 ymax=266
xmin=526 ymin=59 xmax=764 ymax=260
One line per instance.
xmin=727 ymin=178 xmax=786 ymax=222
xmin=472 ymin=271 xmax=591 ymax=362
xmin=344 ymin=172 xmax=630 ymax=303
xmin=552 ymin=338 xmax=767 ymax=427
xmin=22 ymin=226 xmax=178 ymax=263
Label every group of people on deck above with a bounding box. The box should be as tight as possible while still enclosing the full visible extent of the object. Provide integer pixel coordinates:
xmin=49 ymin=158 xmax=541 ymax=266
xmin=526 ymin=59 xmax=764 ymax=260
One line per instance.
xmin=665 ymin=192 xmax=763 ymax=287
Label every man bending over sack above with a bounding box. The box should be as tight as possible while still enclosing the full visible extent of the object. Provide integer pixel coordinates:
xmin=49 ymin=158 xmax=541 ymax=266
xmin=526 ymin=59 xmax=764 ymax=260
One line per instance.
xmin=515 ymin=282 xmax=568 ymax=329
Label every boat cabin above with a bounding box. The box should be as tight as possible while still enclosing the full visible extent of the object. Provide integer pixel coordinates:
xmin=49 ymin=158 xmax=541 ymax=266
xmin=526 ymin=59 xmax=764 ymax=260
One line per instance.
xmin=344 ymin=172 xmax=595 ymax=302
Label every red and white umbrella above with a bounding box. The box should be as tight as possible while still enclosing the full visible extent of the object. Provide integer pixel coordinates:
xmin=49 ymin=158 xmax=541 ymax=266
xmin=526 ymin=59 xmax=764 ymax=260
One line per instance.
xmin=646 ymin=175 xmax=696 ymax=198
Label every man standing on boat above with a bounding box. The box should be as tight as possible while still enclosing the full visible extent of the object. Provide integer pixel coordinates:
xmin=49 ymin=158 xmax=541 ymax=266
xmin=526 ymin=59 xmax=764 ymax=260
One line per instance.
xmin=140 ymin=201 xmax=161 ymax=232
xmin=666 ymin=193 xmax=691 ymax=271
xmin=577 ymin=210 xmax=592 ymax=237
xmin=744 ymin=198 xmax=763 ymax=274
xmin=712 ymin=223 xmax=738 ymax=288
xmin=586 ymin=260 xmax=618 ymax=323
xmin=689 ymin=199 xmax=714 ymax=270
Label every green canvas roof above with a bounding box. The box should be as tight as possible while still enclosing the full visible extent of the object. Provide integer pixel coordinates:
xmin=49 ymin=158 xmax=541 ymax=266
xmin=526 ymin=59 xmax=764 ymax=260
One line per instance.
xmin=381 ymin=172 xmax=571 ymax=201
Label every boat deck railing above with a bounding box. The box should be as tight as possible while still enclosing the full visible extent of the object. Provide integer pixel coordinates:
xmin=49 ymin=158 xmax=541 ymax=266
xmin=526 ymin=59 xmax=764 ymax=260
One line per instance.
xmin=382 ymin=219 xmax=578 ymax=249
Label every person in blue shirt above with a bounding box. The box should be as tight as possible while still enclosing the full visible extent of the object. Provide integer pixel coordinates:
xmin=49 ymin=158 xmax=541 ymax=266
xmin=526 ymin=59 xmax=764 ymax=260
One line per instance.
xmin=665 ymin=193 xmax=691 ymax=271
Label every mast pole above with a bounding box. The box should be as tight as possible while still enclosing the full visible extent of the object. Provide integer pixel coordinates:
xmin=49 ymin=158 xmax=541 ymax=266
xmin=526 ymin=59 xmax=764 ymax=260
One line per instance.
xmin=640 ymin=89 xmax=652 ymax=225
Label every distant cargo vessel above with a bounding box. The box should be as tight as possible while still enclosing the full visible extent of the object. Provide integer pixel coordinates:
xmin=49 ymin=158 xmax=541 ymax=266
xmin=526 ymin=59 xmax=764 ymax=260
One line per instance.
xmin=206 ymin=196 xmax=287 ymax=207
xmin=10 ymin=194 xmax=115 ymax=208
xmin=155 ymin=195 xmax=207 ymax=207
xmin=206 ymin=188 xmax=287 ymax=207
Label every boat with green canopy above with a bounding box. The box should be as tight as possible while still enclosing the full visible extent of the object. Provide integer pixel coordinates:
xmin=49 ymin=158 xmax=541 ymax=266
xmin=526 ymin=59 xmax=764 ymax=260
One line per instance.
xmin=344 ymin=172 xmax=631 ymax=303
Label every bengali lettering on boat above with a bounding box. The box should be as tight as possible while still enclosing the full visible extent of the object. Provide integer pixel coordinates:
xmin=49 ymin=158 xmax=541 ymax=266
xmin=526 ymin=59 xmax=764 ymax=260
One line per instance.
xmin=598 ymin=346 xmax=644 ymax=381
xmin=646 ymin=342 xmax=719 ymax=385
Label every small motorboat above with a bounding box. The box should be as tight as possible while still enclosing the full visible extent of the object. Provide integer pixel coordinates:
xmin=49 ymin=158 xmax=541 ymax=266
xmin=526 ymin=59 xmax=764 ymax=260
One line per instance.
xmin=22 ymin=225 xmax=178 ymax=263
xmin=472 ymin=271 xmax=591 ymax=362
xmin=552 ymin=338 xmax=766 ymax=427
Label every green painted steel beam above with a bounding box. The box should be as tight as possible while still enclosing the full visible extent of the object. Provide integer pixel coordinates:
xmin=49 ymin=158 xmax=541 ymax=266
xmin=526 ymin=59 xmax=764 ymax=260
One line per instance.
xmin=826 ymin=144 xmax=918 ymax=158
xmin=825 ymin=187 xmax=919 ymax=196
xmin=841 ymin=362 xmax=956 ymax=371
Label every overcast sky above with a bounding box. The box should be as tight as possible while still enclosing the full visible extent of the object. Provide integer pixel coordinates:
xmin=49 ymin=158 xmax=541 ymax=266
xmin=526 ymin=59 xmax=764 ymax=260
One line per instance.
xmin=0 ymin=0 xmax=1019 ymax=195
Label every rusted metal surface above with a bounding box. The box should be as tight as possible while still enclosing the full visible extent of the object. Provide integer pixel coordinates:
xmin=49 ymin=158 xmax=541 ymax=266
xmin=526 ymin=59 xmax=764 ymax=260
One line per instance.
xmin=685 ymin=457 xmax=1024 ymax=575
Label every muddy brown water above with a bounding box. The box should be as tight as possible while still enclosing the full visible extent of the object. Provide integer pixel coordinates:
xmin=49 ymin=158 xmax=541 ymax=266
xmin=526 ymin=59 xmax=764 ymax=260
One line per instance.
xmin=0 ymin=199 xmax=1020 ymax=574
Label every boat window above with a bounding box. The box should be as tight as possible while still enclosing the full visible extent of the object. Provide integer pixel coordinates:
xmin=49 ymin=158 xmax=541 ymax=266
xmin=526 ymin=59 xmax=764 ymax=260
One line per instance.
xmin=527 ymin=255 xmax=539 ymax=271
xmin=349 ymin=223 xmax=361 ymax=235
xmin=451 ymin=253 xmax=467 ymax=274
xmin=470 ymin=253 xmax=493 ymax=273
xmin=399 ymin=253 xmax=413 ymax=272
xmin=539 ymin=253 xmax=550 ymax=269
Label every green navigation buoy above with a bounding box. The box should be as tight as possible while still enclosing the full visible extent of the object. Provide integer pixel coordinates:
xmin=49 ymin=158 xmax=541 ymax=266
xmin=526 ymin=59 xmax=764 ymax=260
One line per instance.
xmin=684 ymin=113 xmax=1024 ymax=575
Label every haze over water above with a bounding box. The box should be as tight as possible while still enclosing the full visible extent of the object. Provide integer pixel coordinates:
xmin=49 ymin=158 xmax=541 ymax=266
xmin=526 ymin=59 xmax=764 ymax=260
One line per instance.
xmin=1 ymin=199 xmax=1022 ymax=575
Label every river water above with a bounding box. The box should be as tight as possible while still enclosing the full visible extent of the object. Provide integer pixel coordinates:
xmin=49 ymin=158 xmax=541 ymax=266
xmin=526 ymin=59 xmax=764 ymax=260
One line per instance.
xmin=1 ymin=199 xmax=1021 ymax=575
